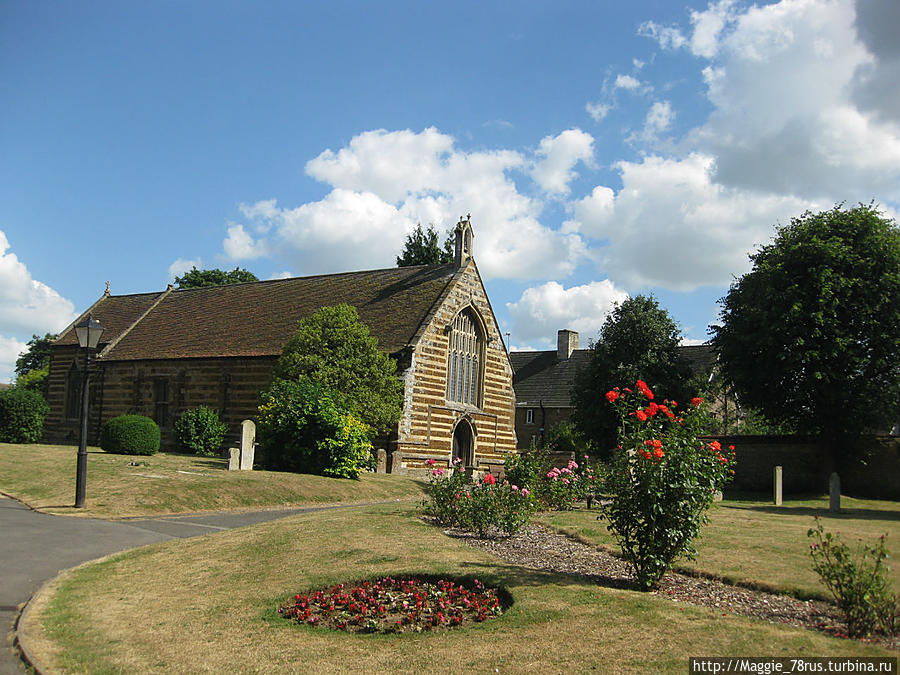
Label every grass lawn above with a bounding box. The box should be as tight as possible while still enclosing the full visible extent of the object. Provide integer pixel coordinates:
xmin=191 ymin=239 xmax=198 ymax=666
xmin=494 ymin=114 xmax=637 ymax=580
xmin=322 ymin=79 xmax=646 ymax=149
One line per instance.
xmin=536 ymin=495 xmax=900 ymax=600
xmin=21 ymin=501 xmax=896 ymax=675
xmin=0 ymin=443 xmax=425 ymax=518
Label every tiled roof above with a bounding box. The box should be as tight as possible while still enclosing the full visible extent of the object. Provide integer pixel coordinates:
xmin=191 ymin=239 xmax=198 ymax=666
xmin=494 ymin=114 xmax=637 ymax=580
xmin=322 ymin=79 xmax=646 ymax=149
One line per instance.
xmin=57 ymin=265 xmax=457 ymax=361
xmin=509 ymin=349 xmax=592 ymax=407
xmin=510 ymin=343 xmax=717 ymax=407
xmin=54 ymin=291 xmax=165 ymax=348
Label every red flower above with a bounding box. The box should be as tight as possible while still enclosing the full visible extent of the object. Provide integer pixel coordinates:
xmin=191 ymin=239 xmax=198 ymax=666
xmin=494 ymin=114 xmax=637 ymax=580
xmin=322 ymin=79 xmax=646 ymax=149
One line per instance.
xmin=709 ymin=440 xmax=721 ymax=452
xmin=482 ymin=473 xmax=496 ymax=485
xmin=636 ymin=380 xmax=654 ymax=400
xmin=605 ymin=390 xmax=620 ymax=403
xmin=691 ymin=397 xmax=703 ymax=407
xmin=635 ymin=410 xmax=648 ymax=422
xmin=653 ymin=447 xmax=664 ymax=460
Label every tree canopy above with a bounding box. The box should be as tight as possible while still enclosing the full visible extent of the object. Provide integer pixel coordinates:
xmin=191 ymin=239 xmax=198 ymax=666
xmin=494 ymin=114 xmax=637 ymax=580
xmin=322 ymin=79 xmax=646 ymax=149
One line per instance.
xmin=710 ymin=204 xmax=900 ymax=442
xmin=274 ymin=303 xmax=403 ymax=436
xmin=15 ymin=333 xmax=56 ymax=376
xmin=173 ymin=267 xmax=258 ymax=289
xmin=572 ymin=295 xmax=697 ymax=456
xmin=396 ymin=224 xmax=453 ymax=266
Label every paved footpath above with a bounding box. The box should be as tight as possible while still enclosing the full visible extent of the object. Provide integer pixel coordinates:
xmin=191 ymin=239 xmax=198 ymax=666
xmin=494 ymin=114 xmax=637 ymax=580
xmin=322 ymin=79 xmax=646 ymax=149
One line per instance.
xmin=0 ymin=494 xmax=362 ymax=674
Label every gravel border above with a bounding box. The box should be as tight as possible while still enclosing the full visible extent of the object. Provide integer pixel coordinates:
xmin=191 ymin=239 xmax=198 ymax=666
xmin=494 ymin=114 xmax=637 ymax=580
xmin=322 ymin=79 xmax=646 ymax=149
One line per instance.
xmin=446 ymin=523 xmax=898 ymax=651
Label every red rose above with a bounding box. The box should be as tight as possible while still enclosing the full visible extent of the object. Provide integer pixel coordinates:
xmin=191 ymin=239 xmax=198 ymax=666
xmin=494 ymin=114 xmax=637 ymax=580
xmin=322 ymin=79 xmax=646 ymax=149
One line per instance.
xmin=605 ymin=390 xmax=619 ymax=403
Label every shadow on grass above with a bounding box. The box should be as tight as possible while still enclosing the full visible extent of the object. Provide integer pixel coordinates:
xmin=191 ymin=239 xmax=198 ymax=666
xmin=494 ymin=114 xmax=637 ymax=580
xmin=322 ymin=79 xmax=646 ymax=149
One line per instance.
xmin=741 ymin=505 xmax=900 ymax=522
xmin=459 ymin=559 xmax=638 ymax=592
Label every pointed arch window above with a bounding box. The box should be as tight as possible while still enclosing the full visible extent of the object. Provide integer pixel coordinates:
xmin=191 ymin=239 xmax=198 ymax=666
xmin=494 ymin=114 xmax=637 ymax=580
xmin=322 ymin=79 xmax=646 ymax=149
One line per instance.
xmin=446 ymin=308 xmax=484 ymax=407
xmin=65 ymin=361 xmax=82 ymax=420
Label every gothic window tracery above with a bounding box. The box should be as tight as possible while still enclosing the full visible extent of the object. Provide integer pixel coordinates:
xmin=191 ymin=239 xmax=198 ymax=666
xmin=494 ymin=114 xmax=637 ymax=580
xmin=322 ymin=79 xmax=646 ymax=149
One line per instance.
xmin=446 ymin=308 xmax=484 ymax=407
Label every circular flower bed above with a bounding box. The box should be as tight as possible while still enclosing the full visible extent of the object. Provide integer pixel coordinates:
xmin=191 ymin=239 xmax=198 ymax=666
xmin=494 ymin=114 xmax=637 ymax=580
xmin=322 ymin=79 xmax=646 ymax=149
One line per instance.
xmin=278 ymin=576 xmax=507 ymax=633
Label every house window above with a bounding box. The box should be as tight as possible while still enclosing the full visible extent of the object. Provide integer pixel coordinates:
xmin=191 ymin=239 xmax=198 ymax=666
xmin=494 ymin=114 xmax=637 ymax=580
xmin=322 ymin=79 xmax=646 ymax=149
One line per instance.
xmin=65 ymin=361 xmax=82 ymax=419
xmin=445 ymin=308 xmax=484 ymax=407
xmin=526 ymin=408 xmax=534 ymax=424
xmin=154 ymin=379 xmax=170 ymax=427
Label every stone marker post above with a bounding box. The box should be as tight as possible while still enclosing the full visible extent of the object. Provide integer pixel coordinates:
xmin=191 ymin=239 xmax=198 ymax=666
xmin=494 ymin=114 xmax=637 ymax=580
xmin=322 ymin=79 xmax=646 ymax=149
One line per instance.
xmin=390 ymin=450 xmax=405 ymax=475
xmin=228 ymin=447 xmax=241 ymax=471
xmin=829 ymin=472 xmax=841 ymax=513
xmin=239 ymin=419 xmax=256 ymax=471
xmin=774 ymin=465 xmax=783 ymax=506
xmin=376 ymin=448 xmax=387 ymax=474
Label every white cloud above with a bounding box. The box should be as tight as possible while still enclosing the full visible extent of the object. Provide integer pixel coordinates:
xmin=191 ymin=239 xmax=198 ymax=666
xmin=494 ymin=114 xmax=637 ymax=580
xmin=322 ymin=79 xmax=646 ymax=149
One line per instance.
xmin=0 ymin=230 xmax=76 ymax=337
xmin=629 ymin=100 xmax=675 ymax=145
xmin=506 ymin=280 xmax=628 ymax=346
xmin=223 ymin=223 xmax=269 ymax=260
xmin=0 ymin=229 xmax=76 ymax=382
xmin=576 ymin=0 xmax=900 ymax=293
xmin=689 ymin=0 xmax=738 ymax=58
xmin=638 ymin=20 xmax=687 ymax=51
xmin=531 ymin=129 xmax=595 ymax=196
xmin=614 ymin=74 xmax=643 ymax=91
xmin=652 ymin=0 xmax=900 ymax=204
xmin=168 ymin=258 xmax=202 ymax=281
xmin=229 ymin=127 xmax=588 ymax=281
xmin=585 ymin=101 xmax=611 ymax=122
xmin=573 ymin=153 xmax=814 ymax=291
xmin=0 ymin=335 xmax=27 ymax=384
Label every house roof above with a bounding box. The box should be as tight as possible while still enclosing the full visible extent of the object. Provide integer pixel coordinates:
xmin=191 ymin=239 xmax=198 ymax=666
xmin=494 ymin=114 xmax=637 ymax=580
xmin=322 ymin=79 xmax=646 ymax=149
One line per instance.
xmin=56 ymin=264 xmax=458 ymax=361
xmin=509 ymin=349 xmax=592 ymax=407
xmin=509 ymin=343 xmax=716 ymax=408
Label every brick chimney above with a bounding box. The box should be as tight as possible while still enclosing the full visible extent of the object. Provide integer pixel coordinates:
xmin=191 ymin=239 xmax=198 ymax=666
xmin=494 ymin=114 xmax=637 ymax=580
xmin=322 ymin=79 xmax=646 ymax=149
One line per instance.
xmin=557 ymin=329 xmax=579 ymax=360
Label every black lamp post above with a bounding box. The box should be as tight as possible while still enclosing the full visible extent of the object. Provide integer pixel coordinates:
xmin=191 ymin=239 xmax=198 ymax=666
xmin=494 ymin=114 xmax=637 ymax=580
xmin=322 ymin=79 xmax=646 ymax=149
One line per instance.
xmin=74 ymin=313 xmax=104 ymax=509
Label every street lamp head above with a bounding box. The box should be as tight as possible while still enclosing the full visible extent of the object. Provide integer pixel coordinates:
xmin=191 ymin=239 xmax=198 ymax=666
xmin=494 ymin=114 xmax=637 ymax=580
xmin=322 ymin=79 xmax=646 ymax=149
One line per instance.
xmin=74 ymin=313 xmax=105 ymax=350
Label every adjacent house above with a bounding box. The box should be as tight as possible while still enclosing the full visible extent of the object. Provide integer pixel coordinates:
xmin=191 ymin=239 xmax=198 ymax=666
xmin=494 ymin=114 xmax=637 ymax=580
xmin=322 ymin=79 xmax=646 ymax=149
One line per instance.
xmin=44 ymin=218 xmax=518 ymax=473
xmin=509 ymin=331 xmax=720 ymax=448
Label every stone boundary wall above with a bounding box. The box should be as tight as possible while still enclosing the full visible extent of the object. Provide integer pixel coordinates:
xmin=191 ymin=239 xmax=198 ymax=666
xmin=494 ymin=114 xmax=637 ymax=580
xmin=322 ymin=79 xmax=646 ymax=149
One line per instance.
xmin=707 ymin=434 xmax=900 ymax=500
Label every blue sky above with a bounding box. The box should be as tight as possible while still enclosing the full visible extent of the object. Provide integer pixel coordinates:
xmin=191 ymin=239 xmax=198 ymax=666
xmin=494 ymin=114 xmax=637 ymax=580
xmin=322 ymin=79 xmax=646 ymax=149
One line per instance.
xmin=2 ymin=0 xmax=899 ymax=382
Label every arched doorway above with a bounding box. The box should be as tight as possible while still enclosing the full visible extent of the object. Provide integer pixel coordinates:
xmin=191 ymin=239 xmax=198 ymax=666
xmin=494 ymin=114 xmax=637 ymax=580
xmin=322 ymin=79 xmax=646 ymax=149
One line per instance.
xmin=452 ymin=418 xmax=475 ymax=467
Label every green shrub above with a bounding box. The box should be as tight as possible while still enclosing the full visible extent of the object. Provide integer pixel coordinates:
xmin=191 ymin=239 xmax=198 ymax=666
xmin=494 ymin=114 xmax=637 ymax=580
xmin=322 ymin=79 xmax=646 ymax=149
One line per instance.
xmin=174 ymin=406 xmax=227 ymax=456
xmin=257 ymin=378 xmax=374 ymax=479
xmin=0 ymin=387 xmax=49 ymax=443
xmin=100 ymin=415 xmax=160 ymax=455
xmin=422 ymin=462 xmax=536 ymax=537
xmin=808 ymin=518 xmax=899 ymax=637
xmin=602 ymin=381 xmax=735 ymax=590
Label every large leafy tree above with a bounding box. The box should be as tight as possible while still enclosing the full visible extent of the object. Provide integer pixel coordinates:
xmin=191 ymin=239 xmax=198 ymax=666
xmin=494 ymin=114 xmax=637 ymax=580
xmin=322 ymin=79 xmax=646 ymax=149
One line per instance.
xmin=572 ymin=295 xmax=697 ymax=456
xmin=174 ymin=266 xmax=258 ymax=289
xmin=274 ymin=304 xmax=403 ymax=436
xmin=710 ymin=204 xmax=900 ymax=444
xmin=396 ymin=224 xmax=453 ymax=266
xmin=15 ymin=333 xmax=57 ymax=376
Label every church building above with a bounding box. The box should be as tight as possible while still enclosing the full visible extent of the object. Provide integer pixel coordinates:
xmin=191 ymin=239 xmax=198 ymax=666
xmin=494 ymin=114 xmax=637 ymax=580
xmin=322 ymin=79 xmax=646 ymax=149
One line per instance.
xmin=44 ymin=218 xmax=518 ymax=474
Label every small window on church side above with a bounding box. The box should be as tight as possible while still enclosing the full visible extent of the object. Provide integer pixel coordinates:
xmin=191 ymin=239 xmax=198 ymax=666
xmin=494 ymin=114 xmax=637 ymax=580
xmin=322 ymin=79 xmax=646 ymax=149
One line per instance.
xmin=526 ymin=408 xmax=534 ymax=424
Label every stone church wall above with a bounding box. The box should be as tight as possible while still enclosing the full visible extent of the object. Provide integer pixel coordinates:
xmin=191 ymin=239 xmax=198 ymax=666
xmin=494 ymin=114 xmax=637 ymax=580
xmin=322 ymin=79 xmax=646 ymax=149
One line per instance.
xmin=45 ymin=349 xmax=277 ymax=450
xmin=396 ymin=261 xmax=518 ymax=473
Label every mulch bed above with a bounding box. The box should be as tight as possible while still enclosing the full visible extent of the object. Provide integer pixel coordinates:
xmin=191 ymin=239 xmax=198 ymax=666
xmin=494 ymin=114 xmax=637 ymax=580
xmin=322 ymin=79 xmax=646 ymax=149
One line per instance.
xmin=447 ymin=523 xmax=899 ymax=651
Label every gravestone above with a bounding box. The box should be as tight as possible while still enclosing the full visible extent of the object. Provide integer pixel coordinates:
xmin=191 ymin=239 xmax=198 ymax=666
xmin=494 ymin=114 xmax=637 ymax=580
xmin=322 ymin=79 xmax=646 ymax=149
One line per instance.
xmin=390 ymin=450 xmax=405 ymax=475
xmin=228 ymin=447 xmax=241 ymax=471
xmin=829 ymin=472 xmax=841 ymax=513
xmin=376 ymin=448 xmax=387 ymax=474
xmin=239 ymin=419 xmax=256 ymax=471
xmin=774 ymin=465 xmax=783 ymax=506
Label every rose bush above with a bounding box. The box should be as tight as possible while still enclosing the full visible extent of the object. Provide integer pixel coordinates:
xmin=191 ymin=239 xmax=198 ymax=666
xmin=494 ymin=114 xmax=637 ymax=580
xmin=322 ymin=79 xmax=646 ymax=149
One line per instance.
xmin=423 ymin=460 xmax=536 ymax=536
xmin=601 ymin=381 xmax=735 ymax=590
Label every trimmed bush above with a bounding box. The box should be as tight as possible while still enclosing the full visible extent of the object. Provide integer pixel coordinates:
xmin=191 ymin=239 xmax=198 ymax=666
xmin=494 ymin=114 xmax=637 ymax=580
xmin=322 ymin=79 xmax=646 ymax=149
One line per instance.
xmin=0 ymin=387 xmax=49 ymax=443
xmin=174 ymin=406 xmax=227 ymax=456
xmin=100 ymin=415 xmax=160 ymax=455
xmin=257 ymin=378 xmax=374 ymax=479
